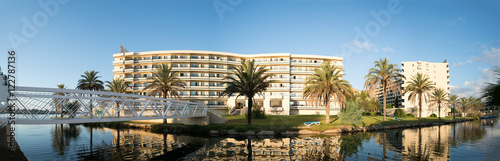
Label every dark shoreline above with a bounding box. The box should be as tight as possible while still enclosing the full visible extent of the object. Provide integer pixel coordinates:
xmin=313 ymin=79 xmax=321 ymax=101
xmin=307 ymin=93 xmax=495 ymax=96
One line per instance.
xmin=0 ymin=125 xmax=29 ymax=161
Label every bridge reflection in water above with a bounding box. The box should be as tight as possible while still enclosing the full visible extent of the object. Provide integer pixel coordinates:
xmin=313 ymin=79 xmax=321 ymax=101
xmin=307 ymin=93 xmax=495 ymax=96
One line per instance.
xmin=6 ymin=117 xmax=498 ymax=160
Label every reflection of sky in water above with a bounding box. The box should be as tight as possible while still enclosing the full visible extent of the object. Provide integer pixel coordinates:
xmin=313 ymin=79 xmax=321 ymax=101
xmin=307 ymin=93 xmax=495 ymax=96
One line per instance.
xmin=10 ymin=117 xmax=500 ymax=160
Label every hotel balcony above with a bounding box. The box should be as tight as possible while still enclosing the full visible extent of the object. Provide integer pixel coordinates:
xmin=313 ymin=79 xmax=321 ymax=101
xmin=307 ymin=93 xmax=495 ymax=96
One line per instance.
xmin=113 ymin=69 xmax=123 ymax=73
xmin=291 ymin=70 xmax=314 ymax=74
xmin=291 ymin=79 xmax=305 ymax=83
xmin=268 ymin=87 xmax=290 ymax=91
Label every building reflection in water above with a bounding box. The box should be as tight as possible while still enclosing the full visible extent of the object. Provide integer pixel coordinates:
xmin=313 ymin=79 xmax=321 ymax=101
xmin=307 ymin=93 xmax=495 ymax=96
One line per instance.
xmin=41 ymin=119 xmax=496 ymax=160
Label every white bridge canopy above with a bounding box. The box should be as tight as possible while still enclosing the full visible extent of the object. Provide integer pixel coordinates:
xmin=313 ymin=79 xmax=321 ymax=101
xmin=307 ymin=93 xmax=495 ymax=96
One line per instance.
xmin=0 ymin=86 xmax=208 ymax=124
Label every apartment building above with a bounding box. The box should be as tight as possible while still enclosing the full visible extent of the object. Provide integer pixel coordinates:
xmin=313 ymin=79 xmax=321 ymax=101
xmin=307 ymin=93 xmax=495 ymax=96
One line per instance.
xmin=381 ymin=60 xmax=450 ymax=117
xmin=112 ymin=50 xmax=343 ymax=115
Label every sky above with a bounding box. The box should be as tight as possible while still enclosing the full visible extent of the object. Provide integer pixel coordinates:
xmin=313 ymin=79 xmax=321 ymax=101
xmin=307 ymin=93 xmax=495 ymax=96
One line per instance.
xmin=0 ymin=0 xmax=499 ymax=98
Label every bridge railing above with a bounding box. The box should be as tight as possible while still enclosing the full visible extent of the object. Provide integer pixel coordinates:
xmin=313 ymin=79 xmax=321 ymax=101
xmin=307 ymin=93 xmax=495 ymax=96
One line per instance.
xmin=0 ymin=86 xmax=208 ymax=120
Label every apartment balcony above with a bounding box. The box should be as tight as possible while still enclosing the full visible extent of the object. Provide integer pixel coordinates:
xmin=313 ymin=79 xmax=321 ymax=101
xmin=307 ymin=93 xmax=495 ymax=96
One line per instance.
xmin=124 ymin=78 xmax=134 ymax=82
xmin=123 ymin=60 xmax=134 ymax=64
xmin=134 ymin=77 xmax=147 ymax=81
xmin=290 ymin=62 xmax=322 ymax=66
xmin=188 ymin=86 xmax=210 ymax=90
xmin=270 ymin=78 xmax=290 ymax=82
xmin=133 ymin=87 xmax=145 ymax=91
xmin=291 ymin=79 xmax=305 ymax=83
xmin=189 ymin=59 xmax=210 ymax=63
xmin=269 ymin=70 xmax=290 ymax=74
xmin=269 ymin=107 xmax=284 ymax=112
xmin=189 ymin=77 xmax=210 ymax=81
xmin=208 ymin=86 xmax=226 ymax=90
xmin=268 ymin=87 xmax=289 ymax=91
xmin=152 ymin=59 xmax=172 ymax=63
xmin=113 ymin=61 xmax=124 ymax=65
xmin=123 ymin=69 xmax=134 ymax=73
xmin=291 ymin=88 xmax=303 ymax=91
xmin=291 ymin=70 xmax=314 ymax=74
xmin=171 ymin=67 xmax=190 ymax=71
xmin=270 ymin=61 xmax=289 ymax=65
xmin=113 ymin=69 xmax=123 ymax=73
xmin=189 ymin=67 xmax=210 ymax=72
xmin=136 ymin=68 xmax=153 ymax=72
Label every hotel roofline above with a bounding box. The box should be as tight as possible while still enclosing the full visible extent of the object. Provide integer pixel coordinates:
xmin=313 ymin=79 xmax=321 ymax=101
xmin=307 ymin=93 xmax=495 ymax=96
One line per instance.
xmin=113 ymin=50 xmax=343 ymax=60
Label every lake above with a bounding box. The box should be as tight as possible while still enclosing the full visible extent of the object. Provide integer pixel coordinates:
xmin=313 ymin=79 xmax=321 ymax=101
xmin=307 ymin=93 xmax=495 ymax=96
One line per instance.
xmin=5 ymin=117 xmax=500 ymax=160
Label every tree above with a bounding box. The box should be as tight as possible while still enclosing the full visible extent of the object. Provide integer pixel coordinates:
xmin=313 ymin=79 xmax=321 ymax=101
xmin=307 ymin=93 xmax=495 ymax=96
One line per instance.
xmin=221 ymin=60 xmax=273 ymax=125
xmin=429 ymin=88 xmax=450 ymax=119
xmin=105 ymin=78 xmax=130 ymax=118
xmin=450 ymin=94 xmax=459 ymax=119
xmin=304 ymin=62 xmax=352 ymax=124
xmin=482 ymin=68 xmax=500 ymax=108
xmin=339 ymin=101 xmax=363 ymax=125
xmin=467 ymin=96 xmax=483 ymax=117
xmin=404 ymin=73 xmax=435 ymax=119
xmin=64 ymin=100 xmax=80 ymax=118
xmin=364 ymin=58 xmax=404 ymax=121
xmin=143 ymin=64 xmax=185 ymax=123
xmin=53 ymin=84 xmax=68 ymax=118
xmin=76 ymin=70 xmax=104 ymax=118
xmin=458 ymin=97 xmax=468 ymax=117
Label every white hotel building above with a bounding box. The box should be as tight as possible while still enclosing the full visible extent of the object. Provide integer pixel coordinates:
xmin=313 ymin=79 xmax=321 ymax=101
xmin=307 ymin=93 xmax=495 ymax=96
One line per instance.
xmin=113 ymin=50 xmax=344 ymax=115
xmin=382 ymin=60 xmax=450 ymax=117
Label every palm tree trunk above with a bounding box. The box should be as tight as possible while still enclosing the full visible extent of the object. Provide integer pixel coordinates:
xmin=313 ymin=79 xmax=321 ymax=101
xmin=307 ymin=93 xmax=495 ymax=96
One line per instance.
xmin=163 ymin=92 xmax=167 ymax=124
xmin=438 ymin=104 xmax=441 ymax=119
xmin=247 ymin=96 xmax=253 ymax=125
xmin=453 ymin=104 xmax=455 ymax=119
xmin=383 ymin=85 xmax=387 ymax=121
xmin=419 ymin=95 xmax=422 ymax=119
xmin=247 ymin=138 xmax=253 ymax=161
xmin=325 ymin=99 xmax=330 ymax=124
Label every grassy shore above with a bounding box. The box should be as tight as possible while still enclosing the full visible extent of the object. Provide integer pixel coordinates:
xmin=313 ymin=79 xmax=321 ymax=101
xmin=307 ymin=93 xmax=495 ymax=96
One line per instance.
xmin=125 ymin=115 xmax=473 ymax=135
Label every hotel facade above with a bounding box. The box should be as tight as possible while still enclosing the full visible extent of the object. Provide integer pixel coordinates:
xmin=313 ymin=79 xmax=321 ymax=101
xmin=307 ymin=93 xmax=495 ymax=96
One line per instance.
xmin=381 ymin=60 xmax=450 ymax=117
xmin=113 ymin=50 xmax=344 ymax=115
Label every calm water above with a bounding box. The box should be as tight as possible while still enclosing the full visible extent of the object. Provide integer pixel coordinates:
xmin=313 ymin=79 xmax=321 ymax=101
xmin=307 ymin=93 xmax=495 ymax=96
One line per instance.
xmin=7 ymin=117 xmax=500 ymax=161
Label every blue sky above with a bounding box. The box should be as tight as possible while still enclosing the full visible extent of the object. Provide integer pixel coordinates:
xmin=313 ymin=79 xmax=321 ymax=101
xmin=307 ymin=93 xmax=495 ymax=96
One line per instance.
xmin=1 ymin=0 xmax=499 ymax=98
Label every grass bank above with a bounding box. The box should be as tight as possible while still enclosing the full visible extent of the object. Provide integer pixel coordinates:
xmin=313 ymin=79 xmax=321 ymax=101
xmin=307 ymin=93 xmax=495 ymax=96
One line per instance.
xmin=127 ymin=115 xmax=474 ymax=136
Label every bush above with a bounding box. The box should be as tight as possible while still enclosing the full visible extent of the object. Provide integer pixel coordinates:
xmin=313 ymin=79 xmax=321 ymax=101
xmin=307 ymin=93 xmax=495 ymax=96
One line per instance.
xmin=376 ymin=112 xmax=382 ymax=116
xmin=362 ymin=112 xmax=372 ymax=116
xmin=339 ymin=101 xmax=363 ymax=125
xmin=386 ymin=103 xmax=393 ymax=109
xmin=406 ymin=113 xmax=415 ymax=117
xmin=450 ymin=108 xmax=459 ymax=113
xmin=429 ymin=113 xmax=437 ymax=117
xmin=469 ymin=113 xmax=479 ymax=118
xmin=394 ymin=108 xmax=406 ymax=117
xmin=247 ymin=104 xmax=266 ymax=119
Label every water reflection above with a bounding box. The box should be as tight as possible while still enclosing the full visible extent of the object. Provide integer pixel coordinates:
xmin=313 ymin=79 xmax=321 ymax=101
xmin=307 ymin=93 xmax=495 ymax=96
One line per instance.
xmin=11 ymin=117 xmax=500 ymax=160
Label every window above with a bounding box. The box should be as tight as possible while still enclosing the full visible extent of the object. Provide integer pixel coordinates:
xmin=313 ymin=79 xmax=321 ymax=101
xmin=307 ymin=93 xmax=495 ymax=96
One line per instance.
xmin=153 ymin=56 xmax=160 ymax=59
xmin=180 ymin=55 xmax=188 ymax=59
xmin=190 ymin=91 xmax=198 ymax=96
xmin=271 ymin=100 xmax=282 ymax=107
xmin=209 ymin=65 xmax=216 ymax=68
xmin=190 ymin=73 xmax=199 ymax=77
xmin=191 ymin=56 xmax=198 ymax=59
xmin=191 ymin=82 xmax=199 ymax=86
xmin=143 ymin=57 xmax=151 ymax=60
xmin=163 ymin=56 xmax=169 ymax=59
xmin=180 ymin=64 xmax=188 ymax=68
xmin=217 ymin=65 xmax=224 ymax=69
xmin=191 ymin=64 xmax=199 ymax=68
xmin=209 ymin=92 xmax=217 ymax=96
xmin=172 ymin=55 xmax=179 ymax=59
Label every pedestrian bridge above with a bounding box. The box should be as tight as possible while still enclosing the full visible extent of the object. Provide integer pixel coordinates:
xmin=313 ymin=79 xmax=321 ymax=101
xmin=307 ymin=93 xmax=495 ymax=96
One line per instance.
xmin=0 ymin=86 xmax=210 ymax=124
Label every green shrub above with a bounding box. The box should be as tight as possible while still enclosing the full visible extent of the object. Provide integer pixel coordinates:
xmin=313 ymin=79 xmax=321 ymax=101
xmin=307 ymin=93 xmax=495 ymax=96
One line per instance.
xmin=394 ymin=108 xmax=406 ymax=117
xmin=469 ymin=113 xmax=479 ymax=118
xmin=429 ymin=113 xmax=437 ymax=117
xmin=246 ymin=104 xmax=266 ymax=119
xmin=339 ymin=101 xmax=363 ymax=125
xmin=362 ymin=112 xmax=371 ymax=115
xmin=406 ymin=113 xmax=415 ymax=117
xmin=450 ymin=108 xmax=458 ymax=113
xmin=376 ymin=112 xmax=382 ymax=116
xmin=386 ymin=103 xmax=393 ymax=109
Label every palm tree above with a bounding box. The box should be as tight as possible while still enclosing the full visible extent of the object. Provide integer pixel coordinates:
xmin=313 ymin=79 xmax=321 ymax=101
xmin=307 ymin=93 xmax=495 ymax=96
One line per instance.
xmin=404 ymin=73 xmax=435 ymax=119
xmin=429 ymin=88 xmax=450 ymax=119
xmin=54 ymin=84 xmax=68 ymax=118
xmin=364 ymin=58 xmax=404 ymax=121
xmin=143 ymin=64 xmax=184 ymax=99
xmin=482 ymin=68 xmax=500 ymax=108
xmin=76 ymin=70 xmax=104 ymax=118
xmin=220 ymin=60 xmax=273 ymax=125
xmin=143 ymin=64 xmax=185 ymax=123
xmin=467 ymin=96 xmax=483 ymax=117
xmin=450 ymin=94 xmax=459 ymax=119
xmin=458 ymin=97 xmax=468 ymax=117
xmin=303 ymin=62 xmax=352 ymax=124
xmin=105 ymin=78 xmax=130 ymax=118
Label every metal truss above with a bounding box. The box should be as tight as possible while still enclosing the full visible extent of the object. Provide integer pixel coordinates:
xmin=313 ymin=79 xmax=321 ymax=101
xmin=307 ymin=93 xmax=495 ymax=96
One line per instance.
xmin=0 ymin=86 xmax=207 ymax=123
